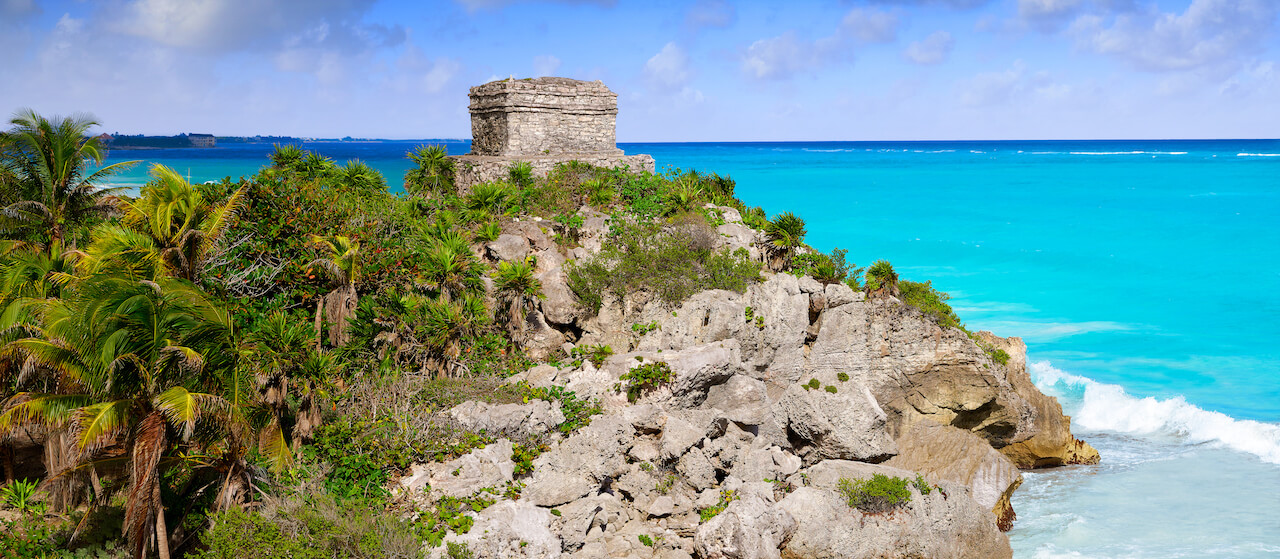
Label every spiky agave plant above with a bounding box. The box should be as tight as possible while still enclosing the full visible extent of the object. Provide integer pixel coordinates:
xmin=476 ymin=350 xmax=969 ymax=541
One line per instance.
xmin=419 ymin=236 xmax=485 ymax=302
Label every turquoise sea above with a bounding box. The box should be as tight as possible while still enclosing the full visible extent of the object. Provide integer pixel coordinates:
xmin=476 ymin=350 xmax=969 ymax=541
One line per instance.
xmin=101 ymin=140 xmax=1280 ymax=557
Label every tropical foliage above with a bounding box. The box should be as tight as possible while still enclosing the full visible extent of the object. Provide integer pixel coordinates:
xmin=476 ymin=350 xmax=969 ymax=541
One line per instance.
xmin=0 ymin=109 xmax=978 ymax=558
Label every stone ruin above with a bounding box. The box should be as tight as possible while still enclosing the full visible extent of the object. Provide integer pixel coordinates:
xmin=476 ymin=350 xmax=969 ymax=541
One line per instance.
xmin=451 ymin=77 xmax=655 ymax=192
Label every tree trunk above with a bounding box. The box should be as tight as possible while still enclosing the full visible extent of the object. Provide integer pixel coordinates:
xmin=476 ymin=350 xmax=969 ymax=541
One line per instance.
xmin=314 ymin=296 xmax=325 ymax=350
xmin=1 ymin=444 xmax=13 ymax=484
xmin=154 ymin=479 xmax=171 ymax=559
xmin=323 ymin=283 xmax=358 ymax=347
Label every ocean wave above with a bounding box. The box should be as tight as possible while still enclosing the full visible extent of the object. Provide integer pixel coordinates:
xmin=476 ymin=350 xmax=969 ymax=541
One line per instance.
xmin=1067 ymin=151 xmax=1186 ymax=155
xmin=801 ymin=148 xmax=851 ymax=153
xmin=1237 ymin=153 xmax=1280 ymax=157
xmin=1030 ymin=361 xmax=1280 ymax=465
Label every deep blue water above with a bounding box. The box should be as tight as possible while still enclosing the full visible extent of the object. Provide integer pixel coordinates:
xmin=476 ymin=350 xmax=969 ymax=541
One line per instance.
xmin=100 ymin=139 xmax=1280 ymax=557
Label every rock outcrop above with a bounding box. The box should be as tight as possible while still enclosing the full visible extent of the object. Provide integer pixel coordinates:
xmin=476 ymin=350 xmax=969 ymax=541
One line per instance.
xmin=400 ymin=215 xmax=1097 ymax=558
xmin=975 ymin=332 xmax=1100 ymax=468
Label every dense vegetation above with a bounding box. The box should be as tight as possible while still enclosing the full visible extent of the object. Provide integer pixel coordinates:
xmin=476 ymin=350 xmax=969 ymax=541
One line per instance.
xmin=0 ymin=110 xmax=986 ymax=557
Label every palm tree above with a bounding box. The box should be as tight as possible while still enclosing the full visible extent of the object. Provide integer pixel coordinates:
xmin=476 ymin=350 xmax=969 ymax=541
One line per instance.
xmin=247 ymin=313 xmax=337 ymax=460
xmin=419 ymin=239 xmax=484 ymax=302
xmin=85 ymin=164 xmax=245 ymax=283
xmin=306 ymin=235 xmax=360 ymax=347
xmin=864 ymin=259 xmax=900 ymax=298
xmin=507 ymin=161 xmax=534 ymax=189
xmin=0 ymin=275 xmax=263 ymax=559
xmin=269 ymin=144 xmax=305 ymax=169
xmin=0 ymin=109 xmax=138 ymax=250
xmin=404 ymin=145 xmax=454 ymax=197
xmin=493 ymin=257 xmax=544 ymax=346
xmin=415 ymin=295 xmax=490 ymax=377
xmin=340 ymin=159 xmax=387 ymax=195
xmin=763 ymin=212 xmax=807 ymax=271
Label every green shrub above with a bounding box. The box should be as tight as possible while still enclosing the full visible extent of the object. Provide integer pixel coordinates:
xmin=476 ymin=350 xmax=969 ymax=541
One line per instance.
xmin=698 ymin=490 xmax=738 ymax=522
xmin=637 ymin=534 xmax=655 ymax=548
xmin=837 ymin=474 xmax=912 ymax=514
xmin=567 ymin=221 xmax=760 ymax=313
xmin=569 ymin=344 xmax=613 ymax=368
xmin=824 ymin=385 xmax=837 ymax=394
xmin=913 ymin=474 xmax=934 ymax=495
xmin=790 ymin=248 xmax=861 ymax=285
xmin=0 ymin=479 xmax=45 ymax=517
xmin=988 ymin=348 xmax=1011 ymax=365
xmin=655 ymin=474 xmax=678 ymax=495
xmin=473 ymin=221 xmax=502 ymax=243
xmin=516 ymin=383 xmax=603 ymax=435
xmin=899 ymin=280 xmax=963 ymax=330
xmin=807 ymin=378 xmax=820 ymax=390
xmin=617 ymin=361 xmax=675 ymax=402
xmin=631 ymin=321 xmax=660 ymax=335
xmin=836 ymin=372 xmax=849 ymax=382
xmin=446 ymin=542 xmax=475 ymax=559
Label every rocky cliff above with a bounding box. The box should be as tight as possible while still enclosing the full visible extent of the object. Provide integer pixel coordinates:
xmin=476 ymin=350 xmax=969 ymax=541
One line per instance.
xmin=396 ymin=204 xmax=1097 ymax=558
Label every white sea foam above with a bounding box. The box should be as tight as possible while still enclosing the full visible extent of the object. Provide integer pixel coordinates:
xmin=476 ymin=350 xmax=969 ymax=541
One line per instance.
xmin=1030 ymin=361 xmax=1280 ymax=464
xmin=1237 ymin=152 xmax=1280 ymax=157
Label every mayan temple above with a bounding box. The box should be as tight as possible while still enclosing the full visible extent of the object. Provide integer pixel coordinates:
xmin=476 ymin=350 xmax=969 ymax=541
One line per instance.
xmin=451 ymin=77 xmax=655 ymax=191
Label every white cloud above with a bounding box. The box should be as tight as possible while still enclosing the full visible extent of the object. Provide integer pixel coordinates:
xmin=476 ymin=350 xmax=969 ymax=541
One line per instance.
xmin=109 ymin=0 xmax=403 ymax=54
xmin=957 ymin=60 xmax=1072 ymax=107
xmin=903 ymin=31 xmax=954 ymax=64
xmin=533 ymin=54 xmax=561 ymax=77
xmin=739 ymin=7 xmax=898 ymax=81
xmin=644 ymin=42 xmax=692 ymax=91
xmin=1071 ymin=0 xmax=1280 ymax=72
xmin=841 ymin=8 xmax=899 ymax=44
xmin=742 ymin=32 xmax=816 ymax=80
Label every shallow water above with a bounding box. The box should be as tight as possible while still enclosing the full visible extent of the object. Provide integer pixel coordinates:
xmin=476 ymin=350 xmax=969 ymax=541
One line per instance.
xmin=101 ymin=138 xmax=1280 ymax=556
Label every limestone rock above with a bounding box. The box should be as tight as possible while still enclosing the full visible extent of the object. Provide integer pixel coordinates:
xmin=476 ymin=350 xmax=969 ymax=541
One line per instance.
xmin=883 ymin=420 xmax=1023 ymax=530
xmin=864 ymin=298 xmax=1036 ymax=448
xmin=977 ymin=332 xmax=1101 ymax=468
xmin=523 ymin=416 xmax=635 ymax=507
xmin=523 ymin=310 xmax=568 ymax=361
xmin=780 ymin=461 xmax=1012 ymax=559
xmin=487 ymin=234 xmax=530 ymax=262
xmin=433 ymin=500 xmax=561 ymax=559
xmin=702 ymin=375 xmax=768 ymax=426
xmin=448 ymin=400 xmax=566 ymax=439
xmin=693 ymin=486 xmax=795 ymax=559
xmin=398 ymin=439 xmax=514 ymax=499
xmin=774 ymin=384 xmax=897 ymax=464
xmin=823 ymin=282 xmax=862 ymax=308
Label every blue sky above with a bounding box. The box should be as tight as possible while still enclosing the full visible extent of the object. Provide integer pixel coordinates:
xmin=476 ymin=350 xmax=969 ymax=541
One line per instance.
xmin=1 ymin=0 xmax=1277 ymax=140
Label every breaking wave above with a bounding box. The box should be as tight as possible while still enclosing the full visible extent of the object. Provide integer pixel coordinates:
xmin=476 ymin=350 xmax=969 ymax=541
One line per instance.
xmin=1030 ymin=361 xmax=1280 ymax=465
